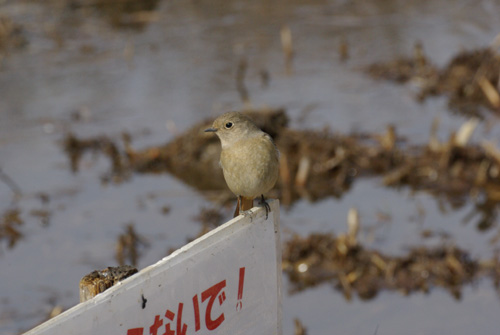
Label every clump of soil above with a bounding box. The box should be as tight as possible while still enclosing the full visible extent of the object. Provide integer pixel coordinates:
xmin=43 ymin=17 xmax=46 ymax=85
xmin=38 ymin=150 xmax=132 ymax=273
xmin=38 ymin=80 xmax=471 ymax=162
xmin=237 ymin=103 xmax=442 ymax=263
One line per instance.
xmin=115 ymin=223 xmax=149 ymax=267
xmin=0 ymin=16 xmax=27 ymax=54
xmin=365 ymin=42 xmax=438 ymax=85
xmin=63 ymin=133 xmax=129 ymax=183
xmin=0 ymin=208 xmax=23 ymax=249
xmin=59 ymin=108 xmax=500 ymax=301
xmin=62 ymin=108 xmax=288 ymax=196
xmin=66 ymin=0 xmax=163 ymax=30
xmin=282 ymin=226 xmax=499 ymax=300
xmin=365 ymin=43 xmax=500 ymax=117
xmin=62 ymin=109 xmax=500 ymax=230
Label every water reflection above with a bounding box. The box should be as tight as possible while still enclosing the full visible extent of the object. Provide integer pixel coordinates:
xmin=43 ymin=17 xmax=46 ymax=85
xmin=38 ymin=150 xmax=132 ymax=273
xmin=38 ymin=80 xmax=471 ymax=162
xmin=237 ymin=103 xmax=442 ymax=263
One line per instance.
xmin=60 ymin=109 xmax=500 ymax=234
xmin=3 ymin=0 xmax=500 ymax=334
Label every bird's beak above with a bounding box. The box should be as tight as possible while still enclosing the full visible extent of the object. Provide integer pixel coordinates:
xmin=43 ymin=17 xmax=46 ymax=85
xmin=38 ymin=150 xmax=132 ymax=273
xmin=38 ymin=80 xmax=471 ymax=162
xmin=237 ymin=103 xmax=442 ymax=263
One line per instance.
xmin=204 ymin=127 xmax=217 ymax=133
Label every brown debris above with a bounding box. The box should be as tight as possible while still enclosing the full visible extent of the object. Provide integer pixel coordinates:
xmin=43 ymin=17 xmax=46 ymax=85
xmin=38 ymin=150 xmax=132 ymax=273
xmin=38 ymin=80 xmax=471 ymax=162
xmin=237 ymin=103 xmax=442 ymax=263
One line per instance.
xmin=282 ymin=229 xmax=490 ymax=300
xmin=160 ymin=205 xmax=171 ymax=215
xmin=62 ymin=109 xmax=500 ymax=230
xmin=366 ymin=44 xmax=500 ymax=117
xmin=236 ymin=57 xmax=250 ymax=105
xmin=62 ymin=132 xmax=129 ymax=183
xmin=0 ymin=208 xmax=23 ymax=249
xmin=0 ymin=16 xmax=27 ymax=55
xmin=29 ymin=209 xmax=51 ymax=227
xmin=0 ymin=193 xmax=52 ymax=251
xmin=67 ymin=0 xmax=162 ymax=30
xmin=429 ymin=48 xmax=500 ymax=115
xmin=281 ymin=25 xmax=294 ymax=75
xmin=29 ymin=192 xmax=52 ymax=227
xmin=62 ymin=108 xmax=288 ymax=195
xmin=365 ymin=41 xmax=438 ymax=84
xmin=294 ymin=318 xmax=307 ymax=335
xmin=338 ymin=38 xmax=349 ymax=62
xmin=47 ymin=305 xmax=64 ymax=319
xmin=115 ymin=223 xmax=149 ymax=267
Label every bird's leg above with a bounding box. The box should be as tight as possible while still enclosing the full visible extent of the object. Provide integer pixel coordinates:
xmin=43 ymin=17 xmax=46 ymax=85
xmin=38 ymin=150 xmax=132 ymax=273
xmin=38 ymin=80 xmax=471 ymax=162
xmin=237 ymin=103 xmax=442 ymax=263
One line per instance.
xmin=233 ymin=196 xmax=241 ymax=218
xmin=237 ymin=196 xmax=255 ymax=221
xmin=258 ymin=194 xmax=271 ymax=220
xmin=239 ymin=195 xmax=243 ymax=215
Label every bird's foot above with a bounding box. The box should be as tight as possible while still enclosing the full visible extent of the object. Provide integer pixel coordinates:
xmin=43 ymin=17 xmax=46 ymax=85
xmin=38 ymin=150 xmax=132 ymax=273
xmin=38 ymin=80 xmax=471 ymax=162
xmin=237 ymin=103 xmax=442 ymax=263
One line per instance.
xmin=258 ymin=195 xmax=271 ymax=220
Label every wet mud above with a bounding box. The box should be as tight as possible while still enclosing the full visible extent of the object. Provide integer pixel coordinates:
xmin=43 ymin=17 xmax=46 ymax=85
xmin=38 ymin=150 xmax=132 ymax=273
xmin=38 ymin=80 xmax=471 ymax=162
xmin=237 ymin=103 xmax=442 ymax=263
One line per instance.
xmin=0 ymin=208 xmax=23 ymax=249
xmin=0 ymin=193 xmax=51 ymax=251
xmin=3 ymin=5 xmax=500 ymax=329
xmin=62 ymin=108 xmax=288 ymax=196
xmin=366 ymin=43 xmax=500 ymax=117
xmin=0 ymin=15 xmax=27 ymax=56
xmin=46 ymin=0 xmax=162 ymax=30
xmin=63 ymin=107 xmax=500 ymax=232
xmin=282 ymin=220 xmax=500 ymax=300
xmin=115 ymin=223 xmax=149 ymax=267
xmin=59 ymin=103 xmax=500 ymax=300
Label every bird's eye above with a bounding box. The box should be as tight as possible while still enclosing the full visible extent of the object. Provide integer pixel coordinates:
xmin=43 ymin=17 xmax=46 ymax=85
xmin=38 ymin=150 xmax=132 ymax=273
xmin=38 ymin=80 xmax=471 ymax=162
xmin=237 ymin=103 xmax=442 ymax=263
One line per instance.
xmin=225 ymin=122 xmax=233 ymax=129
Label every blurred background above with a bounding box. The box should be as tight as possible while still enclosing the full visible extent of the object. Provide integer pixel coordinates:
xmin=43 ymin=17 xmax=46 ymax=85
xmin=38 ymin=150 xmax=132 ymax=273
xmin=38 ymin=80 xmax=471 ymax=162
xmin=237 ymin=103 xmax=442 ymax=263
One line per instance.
xmin=1 ymin=0 xmax=500 ymax=334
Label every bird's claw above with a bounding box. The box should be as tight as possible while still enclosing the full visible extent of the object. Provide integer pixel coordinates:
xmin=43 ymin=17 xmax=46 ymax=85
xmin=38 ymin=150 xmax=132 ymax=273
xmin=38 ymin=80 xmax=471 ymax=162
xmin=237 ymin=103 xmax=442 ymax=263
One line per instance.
xmin=258 ymin=194 xmax=271 ymax=220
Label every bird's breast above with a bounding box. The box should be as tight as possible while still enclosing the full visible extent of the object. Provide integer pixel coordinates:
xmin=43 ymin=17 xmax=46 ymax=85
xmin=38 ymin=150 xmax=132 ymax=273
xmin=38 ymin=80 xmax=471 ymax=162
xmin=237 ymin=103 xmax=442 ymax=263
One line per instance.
xmin=219 ymin=136 xmax=279 ymax=197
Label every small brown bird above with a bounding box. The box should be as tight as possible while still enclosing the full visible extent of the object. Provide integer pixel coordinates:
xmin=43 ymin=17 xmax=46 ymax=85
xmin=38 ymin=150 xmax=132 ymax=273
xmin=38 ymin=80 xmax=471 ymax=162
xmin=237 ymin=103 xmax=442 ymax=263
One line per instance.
xmin=205 ymin=112 xmax=279 ymax=218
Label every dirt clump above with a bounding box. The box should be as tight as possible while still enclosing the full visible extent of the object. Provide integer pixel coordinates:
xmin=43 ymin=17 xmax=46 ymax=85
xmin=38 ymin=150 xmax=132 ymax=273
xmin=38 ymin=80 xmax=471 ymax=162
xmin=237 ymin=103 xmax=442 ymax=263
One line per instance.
xmin=62 ymin=109 xmax=500 ymax=230
xmin=282 ymin=226 xmax=497 ymax=300
xmin=366 ymin=43 xmax=500 ymax=117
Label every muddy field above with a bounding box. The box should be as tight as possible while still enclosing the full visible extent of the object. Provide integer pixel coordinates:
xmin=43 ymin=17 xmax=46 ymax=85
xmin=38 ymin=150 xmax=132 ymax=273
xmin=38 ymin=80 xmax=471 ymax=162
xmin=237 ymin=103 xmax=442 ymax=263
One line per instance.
xmin=2 ymin=0 xmax=500 ymax=334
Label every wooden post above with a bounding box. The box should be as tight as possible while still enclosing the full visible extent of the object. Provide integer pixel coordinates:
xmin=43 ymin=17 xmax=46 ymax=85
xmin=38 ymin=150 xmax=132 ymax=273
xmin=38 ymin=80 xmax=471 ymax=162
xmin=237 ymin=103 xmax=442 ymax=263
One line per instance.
xmin=79 ymin=266 xmax=137 ymax=303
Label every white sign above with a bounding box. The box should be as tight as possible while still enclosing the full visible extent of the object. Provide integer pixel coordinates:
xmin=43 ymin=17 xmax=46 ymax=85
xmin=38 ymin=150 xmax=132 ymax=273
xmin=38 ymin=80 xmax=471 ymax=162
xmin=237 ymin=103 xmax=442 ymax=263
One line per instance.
xmin=25 ymin=200 xmax=282 ymax=335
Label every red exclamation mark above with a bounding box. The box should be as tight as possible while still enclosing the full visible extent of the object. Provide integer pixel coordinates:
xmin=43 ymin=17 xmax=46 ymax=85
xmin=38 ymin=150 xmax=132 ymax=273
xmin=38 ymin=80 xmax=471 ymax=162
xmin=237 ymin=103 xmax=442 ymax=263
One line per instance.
xmin=192 ymin=294 xmax=200 ymax=331
xmin=236 ymin=267 xmax=245 ymax=311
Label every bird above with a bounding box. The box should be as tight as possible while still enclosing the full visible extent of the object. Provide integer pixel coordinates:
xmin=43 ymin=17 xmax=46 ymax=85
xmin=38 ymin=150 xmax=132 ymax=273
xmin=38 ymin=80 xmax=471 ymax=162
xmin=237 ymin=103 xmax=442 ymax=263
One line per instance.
xmin=205 ymin=111 xmax=279 ymax=218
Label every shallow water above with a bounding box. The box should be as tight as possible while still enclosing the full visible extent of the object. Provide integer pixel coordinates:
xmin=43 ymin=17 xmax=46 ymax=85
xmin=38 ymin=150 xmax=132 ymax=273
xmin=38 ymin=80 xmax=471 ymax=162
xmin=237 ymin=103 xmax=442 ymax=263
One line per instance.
xmin=1 ymin=0 xmax=500 ymax=334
